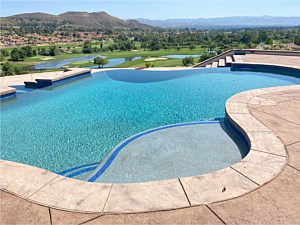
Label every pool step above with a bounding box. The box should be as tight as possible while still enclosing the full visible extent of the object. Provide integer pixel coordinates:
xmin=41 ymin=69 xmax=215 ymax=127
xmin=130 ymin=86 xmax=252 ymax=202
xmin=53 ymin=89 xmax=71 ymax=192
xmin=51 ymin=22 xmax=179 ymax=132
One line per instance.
xmin=200 ymin=54 xmax=243 ymax=69
xmin=211 ymin=62 xmax=218 ymax=68
xmin=24 ymin=81 xmax=39 ymax=89
xmin=226 ymin=56 xmax=233 ymax=66
xmin=218 ymin=59 xmax=226 ymax=67
xmin=233 ymin=55 xmax=244 ymax=62
xmin=56 ymin=162 xmax=100 ymax=180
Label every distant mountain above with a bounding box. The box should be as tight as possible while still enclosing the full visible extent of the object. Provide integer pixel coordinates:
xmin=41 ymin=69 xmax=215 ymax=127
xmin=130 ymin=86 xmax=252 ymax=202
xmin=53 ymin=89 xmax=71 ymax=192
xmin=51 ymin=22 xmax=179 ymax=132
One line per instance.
xmin=1 ymin=12 xmax=64 ymax=26
xmin=136 ymin=16 xmax=300 ymax=29
xmin=1 ymin=11 xmax=152 ymax=30
xmin=3 ymin=13 xmax=299 ymax=30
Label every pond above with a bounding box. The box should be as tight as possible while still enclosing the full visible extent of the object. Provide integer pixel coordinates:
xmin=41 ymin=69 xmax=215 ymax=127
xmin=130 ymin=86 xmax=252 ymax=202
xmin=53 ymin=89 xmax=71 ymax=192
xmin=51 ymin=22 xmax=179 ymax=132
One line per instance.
xmin=34 ymin=54 xmax=204 ymax=70
xmin=35 ymin=56 xmax=142 ymax=70
xmin=89 ymin=57 xmax=142 ymax=68
xmin=34 ymin=55 xmax=100 ymax=70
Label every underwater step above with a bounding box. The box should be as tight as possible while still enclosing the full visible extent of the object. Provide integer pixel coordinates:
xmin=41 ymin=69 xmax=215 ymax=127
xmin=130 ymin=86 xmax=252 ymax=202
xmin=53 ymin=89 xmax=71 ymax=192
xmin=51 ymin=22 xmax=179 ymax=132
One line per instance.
xmin=89 ymin=120 xmax=249 ymax=183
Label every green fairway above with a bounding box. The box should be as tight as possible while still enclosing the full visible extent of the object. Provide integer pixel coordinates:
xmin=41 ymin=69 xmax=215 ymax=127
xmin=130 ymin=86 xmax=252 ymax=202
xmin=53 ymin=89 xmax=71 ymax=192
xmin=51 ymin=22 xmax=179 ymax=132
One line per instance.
xmin=114 ymin=57 xmax=200 ymax=68
xmin=1 ymin=45 xmax=203 ymax=76
xmin=69 ymin=60 xmax=94 ymax=67
xmin=23 ymin=53 xmax=94 ymax=62
xmin=68 ymin=56 xmax=200 ymax=68
xmin=102 ymin=47 xmax=203 ymax=59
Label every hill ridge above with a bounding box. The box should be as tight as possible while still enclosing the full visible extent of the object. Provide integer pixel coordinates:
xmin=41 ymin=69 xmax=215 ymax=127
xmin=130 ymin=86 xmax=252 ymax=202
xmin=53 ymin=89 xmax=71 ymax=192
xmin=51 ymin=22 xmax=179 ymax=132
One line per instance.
xmin=1 ymin=11 xmax=152 ymax=30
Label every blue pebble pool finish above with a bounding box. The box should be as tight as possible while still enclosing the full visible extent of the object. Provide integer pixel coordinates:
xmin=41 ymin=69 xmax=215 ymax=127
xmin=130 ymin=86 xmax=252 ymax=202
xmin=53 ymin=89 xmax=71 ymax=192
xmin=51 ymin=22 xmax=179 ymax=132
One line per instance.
xmin=0 ymin=68 xmax=299 ymax=181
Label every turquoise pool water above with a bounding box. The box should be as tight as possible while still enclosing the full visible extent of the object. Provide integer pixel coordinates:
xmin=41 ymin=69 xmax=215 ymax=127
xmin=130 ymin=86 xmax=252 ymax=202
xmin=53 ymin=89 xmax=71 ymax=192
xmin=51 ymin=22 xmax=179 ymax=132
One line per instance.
xmin=1 ymin=68 xmax=299 ymax=178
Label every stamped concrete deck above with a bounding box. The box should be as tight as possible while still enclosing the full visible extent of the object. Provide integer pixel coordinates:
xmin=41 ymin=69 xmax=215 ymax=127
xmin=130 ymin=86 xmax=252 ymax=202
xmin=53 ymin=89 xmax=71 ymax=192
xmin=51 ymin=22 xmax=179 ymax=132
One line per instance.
xmin=240 ymin=54 xmax=300 ymax=68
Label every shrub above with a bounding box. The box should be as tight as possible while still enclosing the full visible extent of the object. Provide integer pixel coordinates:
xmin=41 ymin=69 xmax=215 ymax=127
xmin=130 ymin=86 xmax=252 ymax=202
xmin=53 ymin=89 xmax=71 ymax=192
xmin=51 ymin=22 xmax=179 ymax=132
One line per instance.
xmin=2 ymin=62 xmax=16 ymax=76
xmin=182 ymin=56 xmax=194 ymax=66
xmin=94 ymin=57 xmax=108 ymax=68
xmin=198 ymin=53 xmax=215 ymax=63
xmin=145 ymin=62 xmax=151 ymax=68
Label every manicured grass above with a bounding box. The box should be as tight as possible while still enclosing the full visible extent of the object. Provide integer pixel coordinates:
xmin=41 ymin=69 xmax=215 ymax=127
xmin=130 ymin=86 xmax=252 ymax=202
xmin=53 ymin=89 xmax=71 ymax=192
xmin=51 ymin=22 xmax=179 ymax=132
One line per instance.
xmin=70 ymin=57 xmax=200 ymax=68
xmin=23 ymin=53 xmax=93 ymax=63
xmin=114 ymin=57 xmax=200 ymax=68
xmin=1 ymin=46 xmax=204 ymax=74
xmin=64 ymin=47 xmax=203 ymax=68
xmin=102 ymin=47 xmax=203 ymax=59
xmin=69 ymin=60 xmax=94 ymax=67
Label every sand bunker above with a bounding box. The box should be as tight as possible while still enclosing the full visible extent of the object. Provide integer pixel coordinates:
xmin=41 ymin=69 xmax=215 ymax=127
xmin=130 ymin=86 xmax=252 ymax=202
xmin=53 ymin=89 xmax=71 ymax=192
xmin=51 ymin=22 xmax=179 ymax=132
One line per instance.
xmin=144 ymin=57 xmax=168 ymax=62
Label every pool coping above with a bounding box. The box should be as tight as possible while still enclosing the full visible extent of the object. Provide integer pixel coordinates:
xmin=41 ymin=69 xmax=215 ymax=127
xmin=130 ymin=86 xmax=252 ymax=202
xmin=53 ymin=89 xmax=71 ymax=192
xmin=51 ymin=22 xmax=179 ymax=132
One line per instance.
xmin=0 ymin=68 xmax=92 ymax=93
xmin=1 ymin=67 xmax=299 ymax=214
xmin=0 ymin=86 xmax=16 ymax=98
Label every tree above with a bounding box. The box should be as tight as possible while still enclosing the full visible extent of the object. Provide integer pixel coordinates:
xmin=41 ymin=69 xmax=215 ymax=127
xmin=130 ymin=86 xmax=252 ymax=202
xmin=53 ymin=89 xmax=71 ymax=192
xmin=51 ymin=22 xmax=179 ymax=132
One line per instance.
xmin=1 ymin=49 xmax=10 ymax=57
xmin=40 ymin=47 xmax=47 ymax=56
xmin=182 ymin=57 xmax=194 ymax=66
xmin=2 ymin=63 xmax=16 ymax=76
xmin=145 ymin=62 xmax=151 ymax=68
xmin=149 ymin=41 xmax=161 ymax=51
xmin=82 ymin=41 xmax=93 ymax=54
xmin=94 ymin=57 xmax=108 ymax=68
xmin=198 ymin=53 xmax=215 ymax=62
xmin=21 ymin=46 xmax=33 ymax=57
xmin=294 ymin=35 xmax=300 ymax=45
xmin=258 ymin=30 xmax=268 ymax=43
xmin=189 ymin=44 xmax=196 ymax=51
xmin=48 ymin=46 xmax=58 ymax=56
xmin=266 ymin=37 xmax=273 ymax=45
xmin=19 ymin=49 xmax=26 ymax=60
xmin=10 ymin=48 xmax=20 ymax=61
xmin=108 ymin=45 xmax=114 ymax=52
xmin=141 ymin=42 xmax=147 ymax=51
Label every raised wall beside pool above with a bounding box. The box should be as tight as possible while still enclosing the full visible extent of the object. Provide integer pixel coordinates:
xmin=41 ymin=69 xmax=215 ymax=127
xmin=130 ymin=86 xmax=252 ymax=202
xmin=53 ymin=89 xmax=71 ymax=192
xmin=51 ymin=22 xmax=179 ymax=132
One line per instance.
xmin=231 ymin=62 xmax=300 ymax=77
xmin=0 ymin=86 xmax=16 ymax=99
xmin=24 ymin=68 xmax=92 ymax=88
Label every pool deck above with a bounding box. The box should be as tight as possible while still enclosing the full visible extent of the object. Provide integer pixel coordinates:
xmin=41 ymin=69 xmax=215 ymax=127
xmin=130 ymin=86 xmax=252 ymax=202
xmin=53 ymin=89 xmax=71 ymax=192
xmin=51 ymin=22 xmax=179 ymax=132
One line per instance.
xmin=1 ymin=55 xmax=300 ymax=224
xmin=0 ymin=68 xmax=91 ymax=96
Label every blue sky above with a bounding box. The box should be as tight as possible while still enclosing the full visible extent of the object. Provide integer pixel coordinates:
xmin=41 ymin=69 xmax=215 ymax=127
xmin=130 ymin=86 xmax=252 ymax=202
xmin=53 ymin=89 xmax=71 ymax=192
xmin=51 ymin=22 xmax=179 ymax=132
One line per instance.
xmin=1 ymin=0 xmax=300 ymax=19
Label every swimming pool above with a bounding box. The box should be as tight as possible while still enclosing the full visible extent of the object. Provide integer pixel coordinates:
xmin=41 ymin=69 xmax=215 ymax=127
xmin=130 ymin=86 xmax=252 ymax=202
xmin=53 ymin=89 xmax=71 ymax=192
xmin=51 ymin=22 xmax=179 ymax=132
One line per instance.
xmin=1 ymin=68 xmax=299 ymax=182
